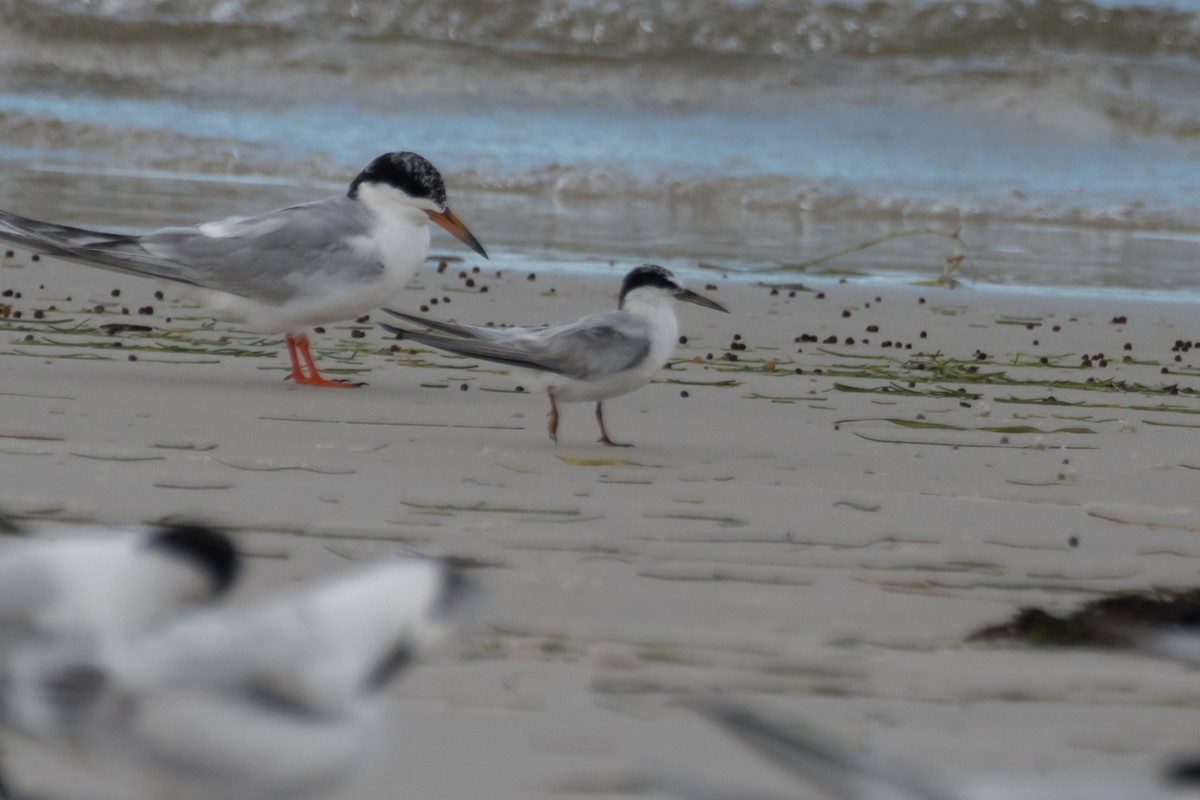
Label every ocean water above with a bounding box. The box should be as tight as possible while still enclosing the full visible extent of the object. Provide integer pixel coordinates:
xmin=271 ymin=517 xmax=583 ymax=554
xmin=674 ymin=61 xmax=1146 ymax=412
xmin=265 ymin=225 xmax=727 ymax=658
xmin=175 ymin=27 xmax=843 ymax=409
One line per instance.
xmin=2 ymin=0 xmax=1200 ymax=294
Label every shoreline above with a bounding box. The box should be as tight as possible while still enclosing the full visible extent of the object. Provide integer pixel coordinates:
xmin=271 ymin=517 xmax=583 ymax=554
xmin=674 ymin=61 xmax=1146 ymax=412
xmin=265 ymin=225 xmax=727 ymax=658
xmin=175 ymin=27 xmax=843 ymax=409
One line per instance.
xmin=3 ymin=242 xmax=1200 ymax=796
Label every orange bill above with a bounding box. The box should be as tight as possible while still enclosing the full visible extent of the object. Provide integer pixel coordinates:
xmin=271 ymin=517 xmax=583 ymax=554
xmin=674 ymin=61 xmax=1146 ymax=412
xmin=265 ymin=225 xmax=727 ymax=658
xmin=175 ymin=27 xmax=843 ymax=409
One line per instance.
xmin=427 ymin=207 xmax=488 ymax=259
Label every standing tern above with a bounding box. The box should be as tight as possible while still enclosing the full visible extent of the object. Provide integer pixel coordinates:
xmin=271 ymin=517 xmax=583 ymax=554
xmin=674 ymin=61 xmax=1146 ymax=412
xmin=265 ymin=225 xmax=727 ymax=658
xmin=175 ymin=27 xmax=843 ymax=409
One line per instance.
xmin=5 ymin=558 xmax=469 ymax=800
xmin=381 ymin=264 xmax=727 ymax=446
xmin=686 ymin=698 xmax=1199 ymax=800
xmin=0 ymin=152 xmax=487 ymax=388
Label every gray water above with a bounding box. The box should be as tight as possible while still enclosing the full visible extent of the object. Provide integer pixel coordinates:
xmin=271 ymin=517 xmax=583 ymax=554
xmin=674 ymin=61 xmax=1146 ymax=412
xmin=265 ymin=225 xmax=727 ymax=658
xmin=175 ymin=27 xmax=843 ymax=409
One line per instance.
xmin=3 ymin=0 xmax=1200 ymax=294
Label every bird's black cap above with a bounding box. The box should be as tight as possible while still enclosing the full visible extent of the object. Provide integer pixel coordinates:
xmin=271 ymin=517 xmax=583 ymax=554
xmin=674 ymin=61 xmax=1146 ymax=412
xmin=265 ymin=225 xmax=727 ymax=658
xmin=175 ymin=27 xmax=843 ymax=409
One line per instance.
xmin=619 ymin=264 xmax=680 ymax=304
xmin=146 ymin=523 xmax=239 ymax=595
xmin=348 ymin=151 xmax=447 ymax=209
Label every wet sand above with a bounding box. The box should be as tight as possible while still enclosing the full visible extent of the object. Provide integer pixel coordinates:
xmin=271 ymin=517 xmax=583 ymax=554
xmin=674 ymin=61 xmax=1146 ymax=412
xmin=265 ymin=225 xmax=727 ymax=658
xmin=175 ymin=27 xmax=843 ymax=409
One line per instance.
xmin=2 ymin=246 xmax=1199 ymax=797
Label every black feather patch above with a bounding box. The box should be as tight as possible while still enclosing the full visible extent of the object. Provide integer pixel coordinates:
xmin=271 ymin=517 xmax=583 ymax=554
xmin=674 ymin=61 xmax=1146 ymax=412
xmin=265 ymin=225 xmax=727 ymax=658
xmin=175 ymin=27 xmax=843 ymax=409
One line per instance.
xmin=348 ymin=152 xmax=447 ymax=208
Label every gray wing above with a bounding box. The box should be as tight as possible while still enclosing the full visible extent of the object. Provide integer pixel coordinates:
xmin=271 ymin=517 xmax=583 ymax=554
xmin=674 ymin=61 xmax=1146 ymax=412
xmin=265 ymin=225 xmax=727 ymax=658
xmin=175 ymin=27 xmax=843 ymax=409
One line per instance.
xmin=382 ymin=310 xmax=652 ymax=381
xmin=690 ymin=699 xmax=958 ymax=800
xmin=0 ymin=198 xmax=380 ymax=304
xmin=381 ymin=309 xmax=501 ymax=341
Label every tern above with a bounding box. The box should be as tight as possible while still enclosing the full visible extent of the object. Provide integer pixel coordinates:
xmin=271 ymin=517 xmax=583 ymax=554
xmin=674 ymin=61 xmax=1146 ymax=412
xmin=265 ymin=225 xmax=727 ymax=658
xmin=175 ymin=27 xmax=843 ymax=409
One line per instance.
xmin=4 ymin=558 xmax=470 ymax=800
xmin=685 ymin=698 xmax=1198 ymax=800
xmin=0 ymin=152 xmax=487 ymax=388
xmin=0 ymin=521 xmax=239 ymax=733
xmin=381 ymin=264 xmax=727 ymax=446
xmin=0 ymin=520 xmax=238 ymax=799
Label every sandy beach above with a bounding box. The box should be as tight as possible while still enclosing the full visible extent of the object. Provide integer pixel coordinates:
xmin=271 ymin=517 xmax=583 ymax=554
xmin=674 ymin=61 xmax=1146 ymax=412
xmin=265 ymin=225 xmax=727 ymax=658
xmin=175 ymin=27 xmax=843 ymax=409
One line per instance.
xmin=3 ymin=244 xmax=1200 ymax=797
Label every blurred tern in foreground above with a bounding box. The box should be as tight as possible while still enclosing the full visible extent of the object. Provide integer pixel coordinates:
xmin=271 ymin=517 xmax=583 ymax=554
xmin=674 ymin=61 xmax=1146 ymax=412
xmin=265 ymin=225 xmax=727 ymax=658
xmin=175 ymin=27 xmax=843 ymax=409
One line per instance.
xmin=0 ymin=520 xmax=238 ymax=797
xmin=0 ymin=152 xmax=487 ymax=388
xmin=686 ymin=698 xmax=1199 ymax=800
xmin=6 ymin=558 xmax=469 ymax=800
xmin=382 ymin=264 xmax=727 ymax=446
xmin=0 ymin=519 xmax=238 ymax=670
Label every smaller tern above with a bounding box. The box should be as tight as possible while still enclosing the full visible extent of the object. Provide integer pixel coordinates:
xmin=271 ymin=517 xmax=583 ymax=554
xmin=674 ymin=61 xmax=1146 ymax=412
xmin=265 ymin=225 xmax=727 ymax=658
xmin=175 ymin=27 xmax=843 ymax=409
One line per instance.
xmin=6 ymin=558 xmax=469 ymax=800
xmin=685 ymin=697 xmax=1199 ymax=800
xmin=381 ymin=264 xmax=727 ymax=446
xmin=0 ymin=152 xmax=487 ymax=388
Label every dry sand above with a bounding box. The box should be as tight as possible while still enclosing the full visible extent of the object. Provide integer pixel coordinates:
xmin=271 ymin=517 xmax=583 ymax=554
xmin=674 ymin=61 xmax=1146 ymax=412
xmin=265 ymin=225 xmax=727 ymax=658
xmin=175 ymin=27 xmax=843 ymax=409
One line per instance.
xmin=2 ymin=245 xmax=1200 ymax=798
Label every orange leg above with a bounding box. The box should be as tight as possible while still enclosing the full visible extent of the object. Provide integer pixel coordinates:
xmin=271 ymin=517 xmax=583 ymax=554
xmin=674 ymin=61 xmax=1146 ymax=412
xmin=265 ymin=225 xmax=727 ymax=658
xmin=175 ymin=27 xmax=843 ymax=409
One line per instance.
xmin=283 ymin=333 xmax=362 ymax=388
xmin=283 ymin=334 xmax=309 ymax=383
xmin=547 ymin=391 xmax=560 ymax=443
xmin=595 ymin=401 xmax=632 ymax=447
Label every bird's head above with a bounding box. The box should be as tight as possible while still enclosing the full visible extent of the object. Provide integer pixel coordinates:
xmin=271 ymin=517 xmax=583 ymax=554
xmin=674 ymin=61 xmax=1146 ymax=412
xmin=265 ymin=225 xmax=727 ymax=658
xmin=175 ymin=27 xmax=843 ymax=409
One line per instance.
xmin=349 ymin=152 xmax=488 ymax=259
xmin=618 ymin=264 xmax=728 ymax=313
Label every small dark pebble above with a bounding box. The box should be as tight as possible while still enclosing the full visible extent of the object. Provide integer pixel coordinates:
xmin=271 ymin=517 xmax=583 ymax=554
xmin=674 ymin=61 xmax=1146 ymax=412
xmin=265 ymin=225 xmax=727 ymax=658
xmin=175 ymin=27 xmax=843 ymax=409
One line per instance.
xmin=33 ymin=310 xmax=44 ymax=319
xmin=3 ymin=250 xmax=11 ymax=258
xmin=138 ymin=306 xmax=153 ymax=315
xmin=679 ymin=335 xmax=688 ymax=344
xmin=437 ymin=262 xmax=448 ymax=274
xmin=31 ymin=255 xmax=39 ymax=261
xmin=795 ymin=368 xmax=803 ymax=374
xmin=705 ymin=284 xmax=717 ymax=291
xmin=356 ymin=315 xmax=369 ymax=323
xmin=1033 ymin=339 xmax=1039 ymax=346
xmin=844 ymin=337 xmax=855 ymax=345
xmin=466 ymin=278 xmax=475 ymax=287
xmin=724 ymin=353 xmax=738 ymax=361
xmin=841 ymin=310 xmax=851 ymax=318
xmin=706 ymin=353 xmax=713 ymax=360
xmin=314 ymin=326 xmax=325 ymax=333
xmin=110 ymin=289 xmax=120 ymax=297
xmin=351 ymin=330 xmax=365 ymax=339
xmin=770 ymin=288 xmax=779 ymax=296
xmin=472 ymin=266 xmax=481 ymax=273
xmin=460 ymin=383 xmax=468 ymax=391
xmin=823 ymin=336 xmax=838 ymax=344
xmin=866 ymin=325 xmax=879 ymax=333
xmin=788 ymin=291 xmax=796 ymax=298
xmin=1111 ymin=315 xmax=1127 ymax=324
xmin=430 ymin=298 xmax=439 ymax=305
xmin=128 ymin=354 xmax=137 ymax=362
xmin=515 ymin=386 xmax=525 ymax=393
xmin=918 ymin=297 xmax=925 ymax=304
xmin=479 ymin=286 xmax=489 ymax=293
xmin=1069 ymin=536 xmax=1079 ymax=548
xmin=733 ymin=333 xmax=742 ymax=341
xmin=0 ymin=289 xmax=10 ymax=297
xmin=816 ymin=292 xmax=825 ymax=299
xmin=154 ymin=290 xmax=164 ymax=300
xmin=527 ymin=273 xmax=537 ymax=281
xmin=1052 ymin=324 xmax=1061 ymax=332
xmin=1040 ymin=357 xmax=1049 ymax=364
xmin=919 ymin=331 xmax=927 ymax=339
xmin=420 ymin=305 xmax=429 ymax=312
xmin=680 ymin=390 xmax=689 ymax=398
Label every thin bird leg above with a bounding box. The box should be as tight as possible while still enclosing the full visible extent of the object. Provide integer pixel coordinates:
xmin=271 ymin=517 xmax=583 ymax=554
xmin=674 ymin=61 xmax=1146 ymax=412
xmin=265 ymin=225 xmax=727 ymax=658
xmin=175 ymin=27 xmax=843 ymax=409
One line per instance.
xmin=283 ymin=333 xmax=309 ymax=383
xmin=293 ymin=333 xmax=362 ymax=388
xmin=595 ymin=401 xmax=632 ymax=448
xmin=547 ymin=391 xmax=560 ymax=443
